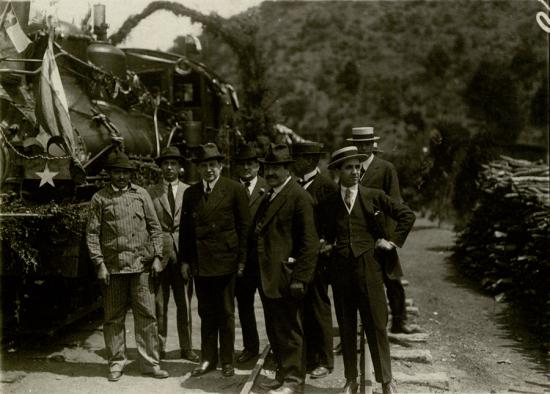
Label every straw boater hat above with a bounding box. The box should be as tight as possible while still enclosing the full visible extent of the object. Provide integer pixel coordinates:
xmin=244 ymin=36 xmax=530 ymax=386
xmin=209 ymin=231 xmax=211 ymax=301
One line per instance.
xmin=155 ymin=146 xmax=185 ymax=165
xmin=104 ymin=150 xmax=135 ymax=170
xmin=328 ymin=146 xmax=369 ymax=169
xmin=193 ymin=142 xmax=225 ymax=163
xmin=258 ymin=143 xmax=295 ymax=164
xmin=346 ymin=126 xmax=380 ymax=142
xmin=234 ymin=143 xmax=258 ymax=162
xmin=292 ymin=142 xmax=325 ymax=156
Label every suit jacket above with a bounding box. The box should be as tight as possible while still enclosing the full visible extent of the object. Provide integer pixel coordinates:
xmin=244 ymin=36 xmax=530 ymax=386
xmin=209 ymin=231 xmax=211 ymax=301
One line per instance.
xmin=147 ymin=181 xmax=189 ymax=270
xmin=321 ymin=185 xmax=415 ymax=279
xmin=241 ymin=176 xmax=267 ymax=276
xmin=361 ymin=156 xmax=401 ymax=202
xmin=304 ymin=172 xmax=338 ymax=234
xmin=254 ymin=179 xmax=319 ymax=299
xmin=179 ymin=176 xmax=250 ymax=277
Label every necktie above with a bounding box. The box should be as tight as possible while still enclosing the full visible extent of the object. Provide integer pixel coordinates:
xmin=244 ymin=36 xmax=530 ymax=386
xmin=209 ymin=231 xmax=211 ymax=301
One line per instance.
xmin=204 ymin=182 xmax=211 ymax=201
xmin=344 ymin=188 xmax=352 ymax=210
xmin=244 ymin=180 xmax=251 ymax=196
xmin=168 ymin=183 xmax=175 ymax=214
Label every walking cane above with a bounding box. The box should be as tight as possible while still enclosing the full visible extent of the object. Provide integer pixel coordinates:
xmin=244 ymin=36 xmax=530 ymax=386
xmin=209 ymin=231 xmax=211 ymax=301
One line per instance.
xmin=186 ymin=276 xmax=193 ymax=340
xmin=359 ymin=327 xmax=366 ymax=394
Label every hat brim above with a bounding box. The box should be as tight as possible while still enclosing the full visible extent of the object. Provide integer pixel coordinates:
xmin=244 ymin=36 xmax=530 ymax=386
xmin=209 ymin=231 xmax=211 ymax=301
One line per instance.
xmin=328 ymin=153 xmax=369 ymax=169
xmin=345 ymin=136 xmax=380 ymax=142
xmin=105 ymin=164 xmax=135 ymax=170
xmin=155 ymin=155 xmax=186 ymax=165
xmin=192 ymin=154 xmax=225 ymax=163
xmin=258 ymin=158 xmax=295 ymax=164
xmin=234 ymin=155 xmax=259 ymax=162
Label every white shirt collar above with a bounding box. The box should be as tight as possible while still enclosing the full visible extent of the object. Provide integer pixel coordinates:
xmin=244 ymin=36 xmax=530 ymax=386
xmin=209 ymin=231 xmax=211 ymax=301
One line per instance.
xmin=362 ymin=154 xmax=375 ymax=171
xmin=301 ymin=167 xmax=319 ymax=183
xmin=270 ymin=176 xmax=292 ymax=200
xmin=111 ymin=184 xmax=129 ymax=192
xmin=340 ymin=183 xmax=359 ymax=213
xmin=202 ymin=175 xmax=220 ymax=192
xmin=240 ymin=175 xmax=258 ymax=189
xmin=163 ymin=179 xmax=179 ymax=188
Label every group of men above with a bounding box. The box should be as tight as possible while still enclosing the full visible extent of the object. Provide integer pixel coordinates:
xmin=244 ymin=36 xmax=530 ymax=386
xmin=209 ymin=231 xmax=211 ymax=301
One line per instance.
xmin=86 ymin=126 xmax=416 ymax=394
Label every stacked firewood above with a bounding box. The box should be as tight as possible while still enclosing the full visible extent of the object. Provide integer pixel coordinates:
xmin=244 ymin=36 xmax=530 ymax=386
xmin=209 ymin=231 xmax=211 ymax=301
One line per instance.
xmin=453 ymin=156 xmax=549 ymax=339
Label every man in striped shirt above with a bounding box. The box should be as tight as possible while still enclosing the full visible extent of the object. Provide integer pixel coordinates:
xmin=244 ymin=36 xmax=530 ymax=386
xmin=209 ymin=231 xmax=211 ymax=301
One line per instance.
xmin=86 ymin=150 xmax=169 ymax=382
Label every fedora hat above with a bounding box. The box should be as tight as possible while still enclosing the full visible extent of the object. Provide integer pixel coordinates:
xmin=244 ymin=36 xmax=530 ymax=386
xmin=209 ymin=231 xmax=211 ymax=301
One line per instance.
xmin=155 ymin=146 xmax=185 ymax=165
xmin=328 ymin=146 xmax=369 ymax=169
xmin=193 ymin=142 xmax=225 ymax=163
xmin=346 ymin=126 xmax=380 ymax=142
xmin=234 ymin=143 xmax=258 ymax=162
xmin=258 ymin=143 xmax=295 ymax=165
xmin=104 ymin=150 xmax=135 ymax=170
xmin=292 ymin=142 xmax=325 ymax=156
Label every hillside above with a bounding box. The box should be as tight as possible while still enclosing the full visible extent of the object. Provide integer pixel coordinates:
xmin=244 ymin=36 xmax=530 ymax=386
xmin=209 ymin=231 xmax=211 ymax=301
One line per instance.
xmin=183 ymin=0 xmax=546 ymax=151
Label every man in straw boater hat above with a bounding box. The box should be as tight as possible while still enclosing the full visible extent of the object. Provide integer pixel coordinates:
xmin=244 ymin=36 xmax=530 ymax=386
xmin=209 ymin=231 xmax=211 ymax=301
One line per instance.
xmin=320 ymin=145 xmax=416 ymax=394
xmin=86 ymin=150 xmax=169 ymax=381
xmin=147 ymin=146 xmax=199 ymax=363
xmin=291 ymin=142 xmax=337 ymax=379
xmin=347 ymin=127 xmax=418 ymax=335
xmin=179 ymin=142 xmax=250 ymax=378
xmin=254 ymin=144 xmax=319 ymax=394
xmin=233 ymin=142 xmax=268 ymax=364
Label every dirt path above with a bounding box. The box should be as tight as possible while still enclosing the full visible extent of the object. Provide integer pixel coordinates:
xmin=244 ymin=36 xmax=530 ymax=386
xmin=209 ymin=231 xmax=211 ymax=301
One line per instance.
xmin=1 ymin=216 xmax=548 ymax=393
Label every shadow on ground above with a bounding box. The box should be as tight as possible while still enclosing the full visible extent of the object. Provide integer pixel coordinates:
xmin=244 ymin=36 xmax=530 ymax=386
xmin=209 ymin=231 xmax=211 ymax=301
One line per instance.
xmin=443 ymin=255 xmax=549 ymax=375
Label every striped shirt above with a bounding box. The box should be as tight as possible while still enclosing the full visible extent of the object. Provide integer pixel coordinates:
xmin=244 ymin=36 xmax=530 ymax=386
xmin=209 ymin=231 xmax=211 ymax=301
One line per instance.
xmin=86 ymin=183 xmax=163 ymax=274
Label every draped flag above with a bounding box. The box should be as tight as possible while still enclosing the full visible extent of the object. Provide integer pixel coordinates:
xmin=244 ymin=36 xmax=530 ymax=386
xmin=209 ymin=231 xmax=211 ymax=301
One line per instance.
xmin=35 ymin=31 xmax=83 ymax=172
xmin=0 ymin=2 xmax=31 ymax=55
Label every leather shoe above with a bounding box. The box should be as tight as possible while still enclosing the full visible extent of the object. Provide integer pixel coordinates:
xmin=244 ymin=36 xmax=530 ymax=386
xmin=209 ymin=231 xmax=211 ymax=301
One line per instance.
xmin=191 ymin=361 xmax=216 ymax=377
xmin=107 ymin=371 xmax=122 ymax=382
xmin=333 ymin=342 xmax=342 ymax=355
xmin=268 ymin=386 xmax=301 ymax=394
xmin=382 ymin=379 xmax=398 ymax=394
xmin=221 ymin=363 xmax=234 ymax=377
xmin=310 ymin=365 xmax=331 ymax=379
xmin=259 ymin=379 xmax=283 ymax=391
xmin=390 ymin=323 xmax=422 ymax=334
xmin=141 ymin=368 xmax=169 ymax=379
xmin=181 ymin=349 xmax=200 ymax=362
xmin=341 ymin=379 xmax=358 ymax=394
xmin=236 ymin=349 xmax=258 ymax=363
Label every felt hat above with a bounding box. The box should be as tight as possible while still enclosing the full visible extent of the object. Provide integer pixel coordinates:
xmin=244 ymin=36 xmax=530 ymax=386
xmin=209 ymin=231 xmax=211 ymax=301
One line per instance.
xmin=258 ymin=143 xmax=295 ymax=164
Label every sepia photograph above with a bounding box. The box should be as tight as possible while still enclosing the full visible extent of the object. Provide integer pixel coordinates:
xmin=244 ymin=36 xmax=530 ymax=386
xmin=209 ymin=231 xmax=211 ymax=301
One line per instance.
xmin=0 ymin=0 xmax=548 ymax=393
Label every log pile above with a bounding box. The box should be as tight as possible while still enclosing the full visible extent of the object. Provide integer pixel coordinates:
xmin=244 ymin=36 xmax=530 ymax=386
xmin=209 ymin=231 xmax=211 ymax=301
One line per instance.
xmin=453 ymin=156 xmax=549 ymax=339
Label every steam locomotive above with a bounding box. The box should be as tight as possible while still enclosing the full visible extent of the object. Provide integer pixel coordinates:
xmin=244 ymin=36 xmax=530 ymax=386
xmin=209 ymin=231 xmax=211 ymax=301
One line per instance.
xmin=0 ymin=1 xmax=239 ymax=339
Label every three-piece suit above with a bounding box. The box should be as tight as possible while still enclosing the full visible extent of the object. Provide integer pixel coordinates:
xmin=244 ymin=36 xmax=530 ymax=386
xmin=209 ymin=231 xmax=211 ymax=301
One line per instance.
xmin=321 ymin=185 xmax=415 ymax=383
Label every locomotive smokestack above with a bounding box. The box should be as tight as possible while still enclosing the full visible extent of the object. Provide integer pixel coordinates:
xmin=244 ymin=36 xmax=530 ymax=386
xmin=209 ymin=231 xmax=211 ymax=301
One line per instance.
xmin=93 ymin=3 xmax=108 ymax=41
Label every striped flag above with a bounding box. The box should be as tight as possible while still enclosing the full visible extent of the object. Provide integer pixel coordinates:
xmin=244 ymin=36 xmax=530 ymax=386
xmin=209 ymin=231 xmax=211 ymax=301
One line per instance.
xmin=0 ymin=2 xmax=30 ymax=54
xmin=35 ymin=32 xmax=82 ymax=171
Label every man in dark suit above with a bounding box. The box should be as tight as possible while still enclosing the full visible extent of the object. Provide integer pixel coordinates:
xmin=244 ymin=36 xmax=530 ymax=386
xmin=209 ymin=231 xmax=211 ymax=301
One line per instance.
xmin=254 ymin=144 xmax=319 ymax=394
xmin=347 ymin=126 xmax=416 ymax=334
xmin=321 ymin=146 xmax=416 ymax=394
xmin=148 ymin=146 xmax=199 ymax=362
xmin=233 ymin=143 xmax=267 ymax=364
xmin=291 ymin=142 xmax=337 ymax=379
xmin=179 ymin=143 xmax=251 ymax=378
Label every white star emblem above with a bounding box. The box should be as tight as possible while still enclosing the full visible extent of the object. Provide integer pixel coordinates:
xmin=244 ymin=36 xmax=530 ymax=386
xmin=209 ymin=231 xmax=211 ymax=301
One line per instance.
xmin=36 ymin=164 xmax=59 ymax=187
